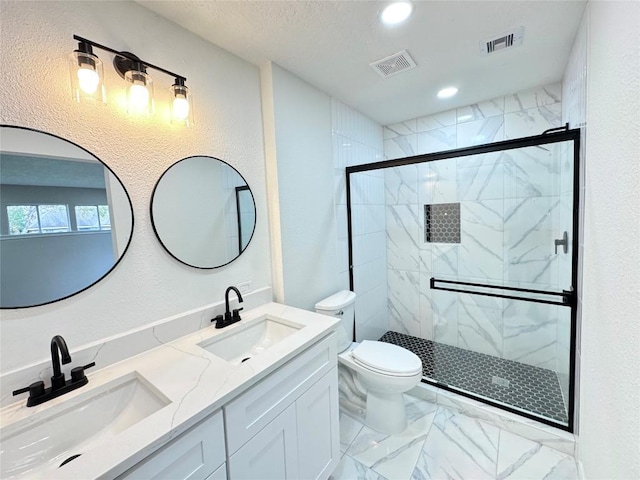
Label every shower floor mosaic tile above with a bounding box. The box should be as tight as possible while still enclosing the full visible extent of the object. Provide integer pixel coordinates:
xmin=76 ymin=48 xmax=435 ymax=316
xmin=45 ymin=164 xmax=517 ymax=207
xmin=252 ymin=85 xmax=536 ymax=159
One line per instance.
xmin=378 ymin=331 xmax=568 ymax=425
xmin=330 ymin=396 xmax=579 ymax=480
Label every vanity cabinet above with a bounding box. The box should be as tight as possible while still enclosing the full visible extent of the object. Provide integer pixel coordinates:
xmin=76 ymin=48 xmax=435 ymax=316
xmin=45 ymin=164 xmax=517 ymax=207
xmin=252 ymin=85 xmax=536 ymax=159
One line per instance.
xmin=117 ymin=410 xmax=225 ymax=480
xmin=226 ymin=333 xmax=339 ymax=480
xmin=118 ymin=333 xmax=338 ymax=480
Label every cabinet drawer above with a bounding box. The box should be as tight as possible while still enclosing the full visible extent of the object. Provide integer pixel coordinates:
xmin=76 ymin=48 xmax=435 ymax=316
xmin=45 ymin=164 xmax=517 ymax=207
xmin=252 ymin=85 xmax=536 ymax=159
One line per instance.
xmin=225 ymin=333 xmax=336 ymax=454
xmin=117 ymin=410 xmax=225 ymax=480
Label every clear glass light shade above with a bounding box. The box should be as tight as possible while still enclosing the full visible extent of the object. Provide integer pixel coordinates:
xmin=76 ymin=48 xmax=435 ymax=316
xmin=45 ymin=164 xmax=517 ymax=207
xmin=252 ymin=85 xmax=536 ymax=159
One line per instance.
xmin=125 ymin=70 xmax=154 ymax=116
xmin=170 ymin=84 xmax=193 ymax=126
xmin=69 ymin=51 xmax=105 ymax=103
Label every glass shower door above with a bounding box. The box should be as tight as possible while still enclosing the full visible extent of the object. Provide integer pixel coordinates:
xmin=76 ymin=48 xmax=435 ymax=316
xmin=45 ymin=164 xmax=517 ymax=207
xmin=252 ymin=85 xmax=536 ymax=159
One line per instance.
xmin=347 ymin=128 xmax=579 ymax=430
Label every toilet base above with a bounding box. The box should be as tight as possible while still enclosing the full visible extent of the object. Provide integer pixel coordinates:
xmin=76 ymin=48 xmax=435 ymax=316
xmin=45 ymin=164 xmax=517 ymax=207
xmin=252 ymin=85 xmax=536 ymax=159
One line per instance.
xmin=365 ymin=391 xmax=408 ymax=434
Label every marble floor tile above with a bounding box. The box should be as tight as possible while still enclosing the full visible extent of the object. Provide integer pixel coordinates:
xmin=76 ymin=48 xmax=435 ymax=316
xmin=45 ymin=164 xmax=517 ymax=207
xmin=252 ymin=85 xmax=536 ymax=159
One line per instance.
xmin=340 ymin=412 xmax=365 ymax=453
xmin=330 ymin=454 xmax=389 ymax=480
xmin=496 ymin=430 xmax=578 ymax=479
xmin=347 ymin=402 xmax=438 ymax=480
xmin=332 ymin=393 xmax=579 ymax=480
xmin=411 ymin=407 xmax=500 ymax=479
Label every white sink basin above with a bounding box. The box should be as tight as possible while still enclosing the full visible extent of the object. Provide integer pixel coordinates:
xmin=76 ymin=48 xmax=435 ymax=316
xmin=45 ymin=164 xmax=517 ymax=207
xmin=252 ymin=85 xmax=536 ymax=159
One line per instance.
xmin=0 ymin=372 xmax=170 ymax=479
xmin=199 ymin=315 xmax=303 ymax=365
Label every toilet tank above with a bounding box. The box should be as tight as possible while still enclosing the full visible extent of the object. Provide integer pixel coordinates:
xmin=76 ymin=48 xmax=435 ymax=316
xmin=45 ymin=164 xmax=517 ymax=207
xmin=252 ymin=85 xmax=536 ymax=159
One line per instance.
xmin=314 ymin=290 xmax=356 ymax=352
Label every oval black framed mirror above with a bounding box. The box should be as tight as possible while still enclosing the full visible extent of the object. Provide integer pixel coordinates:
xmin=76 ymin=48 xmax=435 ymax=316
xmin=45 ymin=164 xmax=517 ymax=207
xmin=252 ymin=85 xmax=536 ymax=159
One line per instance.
xmin=0 ymin=125 xmax=134 ymax=308
xmin=150 ymin=156 xmax=256 ymax=269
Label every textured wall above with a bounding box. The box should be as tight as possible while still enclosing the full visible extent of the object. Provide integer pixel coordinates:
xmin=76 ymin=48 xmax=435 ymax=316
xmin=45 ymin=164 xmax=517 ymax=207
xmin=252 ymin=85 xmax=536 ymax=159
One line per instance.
xmin=0 ymin=1 xmax=271 ymax=372
xmin=579 ymin=1 xmax=640 ymax=478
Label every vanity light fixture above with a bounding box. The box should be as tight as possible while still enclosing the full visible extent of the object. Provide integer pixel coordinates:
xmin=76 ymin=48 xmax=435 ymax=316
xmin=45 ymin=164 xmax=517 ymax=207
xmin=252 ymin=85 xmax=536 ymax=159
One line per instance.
xmin=69 ymin=40 xmax=105 ymax=103
xmin=69 ymin=35 xmax=193 ymax=125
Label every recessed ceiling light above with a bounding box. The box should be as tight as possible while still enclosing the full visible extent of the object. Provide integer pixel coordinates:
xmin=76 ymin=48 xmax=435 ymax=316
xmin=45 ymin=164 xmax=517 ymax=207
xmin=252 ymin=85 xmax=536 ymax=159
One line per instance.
xmin=380 ymin=2 xmax=413 ymax=25
xmin=437 ymin=87 xmax=458 ymax=99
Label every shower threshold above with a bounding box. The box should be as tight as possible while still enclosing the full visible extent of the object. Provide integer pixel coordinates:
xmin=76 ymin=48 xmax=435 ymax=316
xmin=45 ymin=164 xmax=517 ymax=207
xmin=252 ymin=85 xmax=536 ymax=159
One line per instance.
xmin=379 ymin=331 xmax=568 ymax=426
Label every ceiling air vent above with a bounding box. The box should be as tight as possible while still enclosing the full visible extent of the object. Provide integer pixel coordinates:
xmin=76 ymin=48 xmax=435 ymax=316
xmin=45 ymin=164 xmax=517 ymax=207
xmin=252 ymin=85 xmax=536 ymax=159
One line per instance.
xmin=480 ymin=27 xmax=524 ymax=55
xmin=370 ymin=50 xmax=416 ymax=78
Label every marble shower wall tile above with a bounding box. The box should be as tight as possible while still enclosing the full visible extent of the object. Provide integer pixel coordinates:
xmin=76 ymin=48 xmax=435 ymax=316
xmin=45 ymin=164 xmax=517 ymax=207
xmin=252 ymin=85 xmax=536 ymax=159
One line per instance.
xmin=503 ymin=300 xmax=559 ymax=370
xmin=416 ymin=109 xmax=457 ymax=131
xmin=388 ymin=268 xmax=421 ymax=337
xmin=385 ymin=165 xmax=418 ymax=205
xmin=458 ymin=294 xmax=504 ymax=358
xmin=503 ymin=144 xmax=561 ymax=199
xmin=432 ymin=290 xmax=458 ymax=347
xmin=432 ymin=244 xmax=458 ymax=277
xmin=504 ymin=103 xmax=562 ymax=139
xmin=385 ymin=135 xmax=417 ymax=159
xmin=412 ymin=408 xmax=500 ymax=479
xmin=458 ymin=161 xmax=505 ymax=201
xmin=457 ymin=116 xmax=505 ymax=148
xmin=504 ymin=83 xmax=562 ymax=113
xmin=386 ymin=204 xmax=421 ymax=271
xmin=457 ymin=96 xmax=505 ymax=123
xmin=504 ymin=197 xmax=561 ymax=286
xmin=429 ymin=160 xmax=458 ymax=204
xmin=459 ymin=200 xmax=504 ymax=282
xmin=416 ymin=126 xmax=457 ymax=155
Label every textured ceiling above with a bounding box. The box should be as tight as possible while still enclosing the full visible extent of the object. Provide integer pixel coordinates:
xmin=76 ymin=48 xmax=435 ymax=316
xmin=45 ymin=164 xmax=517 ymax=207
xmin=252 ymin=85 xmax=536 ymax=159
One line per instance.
xmin=138 ymin=0 xmax=586 ymax=125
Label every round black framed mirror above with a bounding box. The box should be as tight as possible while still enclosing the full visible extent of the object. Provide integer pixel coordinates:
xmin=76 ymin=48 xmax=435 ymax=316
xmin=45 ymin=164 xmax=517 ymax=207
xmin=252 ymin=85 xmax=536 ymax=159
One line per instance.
xmin=0 ymin=125 xmax=134 ymax=308
xmin=150 ymin=156 xmax=256 ymax=269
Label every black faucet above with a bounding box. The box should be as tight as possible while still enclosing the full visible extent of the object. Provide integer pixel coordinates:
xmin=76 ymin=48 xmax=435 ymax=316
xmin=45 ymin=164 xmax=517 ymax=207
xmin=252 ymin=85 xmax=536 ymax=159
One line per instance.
xmin=212 ymin=286 xmax=244 ymax=329
xmin=12 ymin=335 xmax=95 ymax=407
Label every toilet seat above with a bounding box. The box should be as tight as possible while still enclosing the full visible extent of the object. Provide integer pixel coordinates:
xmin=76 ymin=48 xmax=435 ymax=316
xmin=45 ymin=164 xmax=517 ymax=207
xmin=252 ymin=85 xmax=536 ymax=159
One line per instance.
xmin=350 ymin=341 xmax=422 ymax=377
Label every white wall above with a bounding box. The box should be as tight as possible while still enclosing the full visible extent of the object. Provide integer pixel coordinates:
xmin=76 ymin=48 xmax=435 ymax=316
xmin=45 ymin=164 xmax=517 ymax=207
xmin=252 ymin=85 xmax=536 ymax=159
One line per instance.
xmin=578 ymin=1 xmax=640 ymax=478
xmin=0 ymin=1 xmax=271 ymax=373
xmin=261 ymin=63 xmax=338 ymax=311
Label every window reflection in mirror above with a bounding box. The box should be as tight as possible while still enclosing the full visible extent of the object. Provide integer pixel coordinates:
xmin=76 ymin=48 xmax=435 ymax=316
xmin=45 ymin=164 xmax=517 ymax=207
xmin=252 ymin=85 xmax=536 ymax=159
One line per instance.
xmin=0 ymin=126 xmax=134 ymax=308
xmin=151 ymin=156 xmax=256 ymax=269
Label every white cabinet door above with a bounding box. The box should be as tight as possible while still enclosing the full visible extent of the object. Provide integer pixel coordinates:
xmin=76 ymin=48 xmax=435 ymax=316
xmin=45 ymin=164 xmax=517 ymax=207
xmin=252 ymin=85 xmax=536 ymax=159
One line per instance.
xmin=117 ymin=410 xmax=225 ymax=480
xmin=205 ymin=463 xmax=227 ymax=480
xmin=296 ymin=367 xmax=339 ymax=480
xmin=224 ymin=333 xmax=336 ymax=455
xmin=228 ymin=404 xmax=299 ymax=480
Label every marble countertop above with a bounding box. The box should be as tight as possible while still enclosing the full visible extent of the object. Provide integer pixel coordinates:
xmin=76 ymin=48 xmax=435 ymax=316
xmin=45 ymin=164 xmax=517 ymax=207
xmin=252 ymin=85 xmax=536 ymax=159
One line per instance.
xmin=0 ymin=302 xmax=339 ymax=479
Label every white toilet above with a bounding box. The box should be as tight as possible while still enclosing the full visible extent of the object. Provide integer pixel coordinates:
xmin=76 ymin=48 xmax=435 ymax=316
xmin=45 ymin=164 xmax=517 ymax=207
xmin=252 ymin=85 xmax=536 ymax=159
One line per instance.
xmin=315 ymin=290 xmax=422 ymax=434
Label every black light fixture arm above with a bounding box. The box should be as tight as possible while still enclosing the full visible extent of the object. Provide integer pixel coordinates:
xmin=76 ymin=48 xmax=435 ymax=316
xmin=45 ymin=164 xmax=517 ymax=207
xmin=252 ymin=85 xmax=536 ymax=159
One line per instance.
xmin=73 ymin=35 xmax=186 ymax=82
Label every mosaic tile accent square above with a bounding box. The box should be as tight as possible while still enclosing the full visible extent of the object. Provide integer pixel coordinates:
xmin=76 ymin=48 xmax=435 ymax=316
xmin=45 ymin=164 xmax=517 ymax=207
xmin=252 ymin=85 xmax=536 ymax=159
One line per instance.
xmin=379 ymin=331 xmax=568 ymax=425
xmin=425 ymin=203 xmax=461 ymax=243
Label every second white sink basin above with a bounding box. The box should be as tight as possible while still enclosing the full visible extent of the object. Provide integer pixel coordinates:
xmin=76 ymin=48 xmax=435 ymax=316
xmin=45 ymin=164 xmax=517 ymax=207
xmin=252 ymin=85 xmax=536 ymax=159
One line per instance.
xmin=198 ymin=315 xmax=304 ymax=364
xmin=0 ymin=371 xmax=170 ymax=479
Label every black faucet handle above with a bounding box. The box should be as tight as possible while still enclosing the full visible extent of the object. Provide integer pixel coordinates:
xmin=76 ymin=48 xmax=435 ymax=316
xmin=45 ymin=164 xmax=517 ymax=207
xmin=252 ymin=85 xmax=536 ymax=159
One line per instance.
xmin=13 ymin=381 xmax=45 ymax=398
xmin=212 ymin=314 xmax=225 ymax=329
xmin=71 ymin=362 xmax=95 ymax=383
xmin=232 ymin=307 xmax=243 ymax=321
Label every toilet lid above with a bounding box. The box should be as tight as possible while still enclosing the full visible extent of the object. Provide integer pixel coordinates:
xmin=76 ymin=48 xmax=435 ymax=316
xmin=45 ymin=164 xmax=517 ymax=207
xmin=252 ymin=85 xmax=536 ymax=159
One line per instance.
xmin=351 ymin=341 xmax=422 ymax=376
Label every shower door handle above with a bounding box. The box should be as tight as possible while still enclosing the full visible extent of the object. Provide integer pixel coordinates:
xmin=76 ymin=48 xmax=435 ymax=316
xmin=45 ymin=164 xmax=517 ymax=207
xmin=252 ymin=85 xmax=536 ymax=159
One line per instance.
xmin=554 ymin=231 xmax=568 ymax=254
